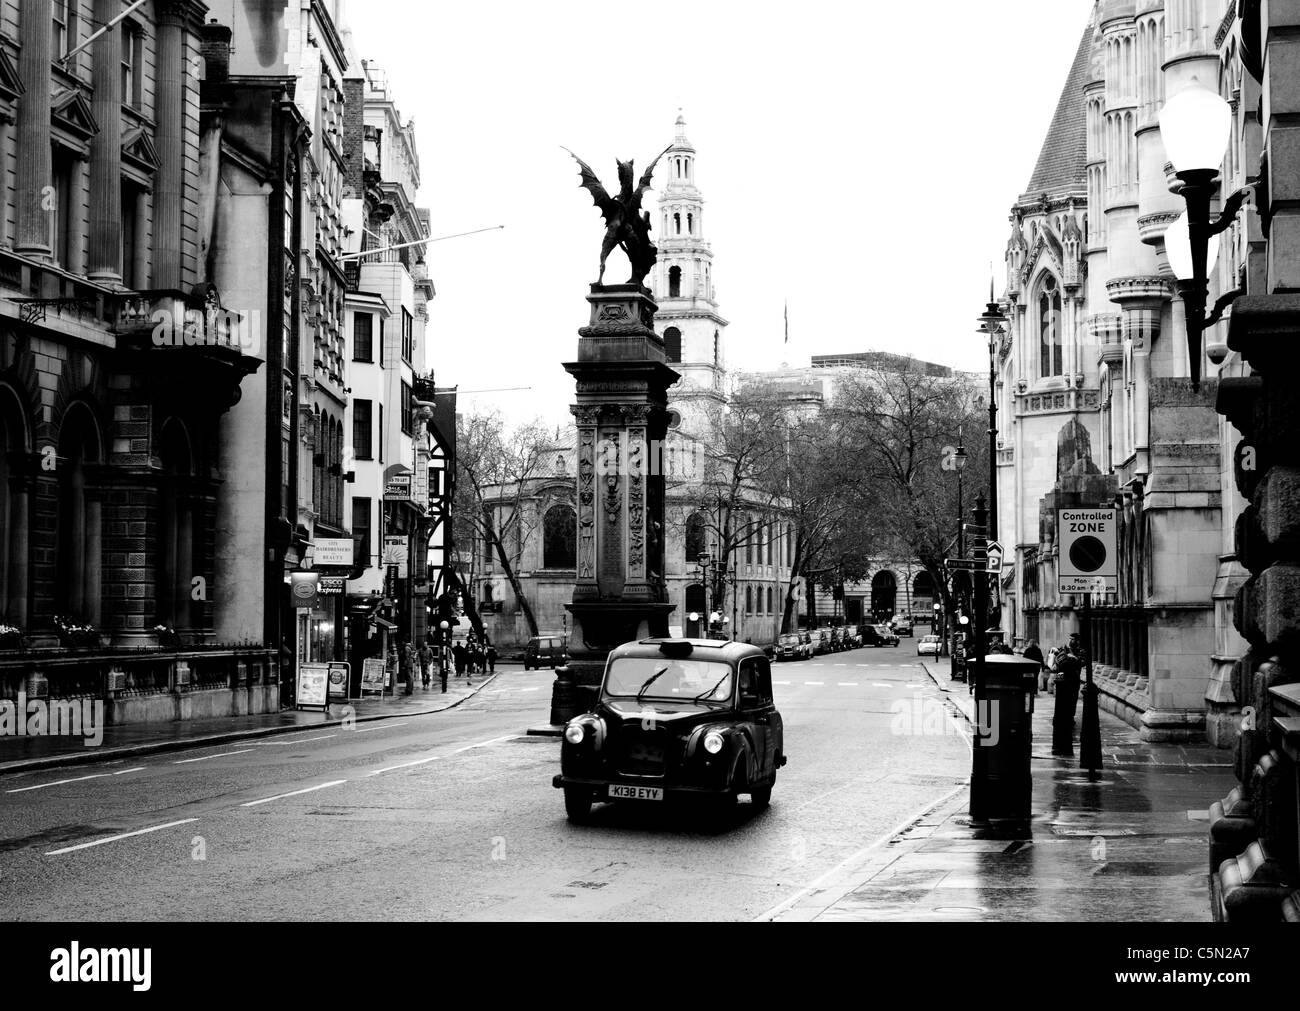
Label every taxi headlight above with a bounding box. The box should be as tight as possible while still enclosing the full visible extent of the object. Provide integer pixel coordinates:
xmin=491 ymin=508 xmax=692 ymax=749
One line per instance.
xmin=703 ymin=731 xmax=725 ymax=754
xmin=564 ymin=722 xmax=585 ymax=744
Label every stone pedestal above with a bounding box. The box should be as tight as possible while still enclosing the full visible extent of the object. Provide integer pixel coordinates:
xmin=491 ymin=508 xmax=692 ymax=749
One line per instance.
xmin=552 ymin=284 xmax=679 ymax=722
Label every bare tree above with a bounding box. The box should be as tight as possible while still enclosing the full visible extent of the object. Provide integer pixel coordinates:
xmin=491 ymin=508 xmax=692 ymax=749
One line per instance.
xmin=453 ymin=410 xmax=551 ymax=638
xmin=828 ymin=361 xmax=987 ymax=627
xmin=673 ymin=388 xmax=791 ymax=621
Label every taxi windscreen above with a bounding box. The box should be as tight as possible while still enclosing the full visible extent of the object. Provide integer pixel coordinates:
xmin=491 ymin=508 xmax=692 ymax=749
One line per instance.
xmin=603 ymin=656 xmax=734 ymax=703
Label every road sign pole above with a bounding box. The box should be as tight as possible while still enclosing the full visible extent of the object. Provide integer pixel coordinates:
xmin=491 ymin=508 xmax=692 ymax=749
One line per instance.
xmin=1079 ymin=591 xmax=1103 ymax=777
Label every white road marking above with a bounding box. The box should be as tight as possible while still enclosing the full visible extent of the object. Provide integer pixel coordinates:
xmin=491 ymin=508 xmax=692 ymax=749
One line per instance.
xmin=6 ymin=773 xmax=109 ymax=794
xmin=753 ymin=783 xmax=968 ymax=922
xmin=45 ymin=818 xmax=199 ymax=856
xmin=371 ymin=755 xmax=441 ymax=774
xmin=353 ymin=722 xmax=409 ymax=734
xmin=872 ymin=683 xmax=894 ymax=688
xmin=173 ymin=749 xmax=255 ymax=764
xmin=837 ymin=682 xmax=859 ymax=687
xmin=519 ymin=687 xmax=541 ymax=692
xmin=804 ymin=681 xmax=825 ymax=686
xmin=247 ymin=734 xmax=337 ymax=746
xmin=113 ymin=767 xmax=145 ymax=775
xmin=369 ymin=734 xmax=514 ymax=776
xmin=240 ymin=780 xmax=347 ymax=807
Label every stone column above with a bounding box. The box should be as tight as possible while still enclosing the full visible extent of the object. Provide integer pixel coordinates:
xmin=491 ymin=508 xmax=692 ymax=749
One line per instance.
xmin=555 ymin=284 xmax=678 ymax=723
xmin=154 ymin=3 xmax=186 ymax=289
xmin=15 ymin=4 xmax=52 ymax=258
xmin=88 ymin=0 xmax=123 ymax=285
xmin=5 ymin=466 xmax=31 ymax=628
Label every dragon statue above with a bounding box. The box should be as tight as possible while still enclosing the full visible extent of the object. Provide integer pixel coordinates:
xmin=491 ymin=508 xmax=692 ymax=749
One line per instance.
xmin=564 ymin=145 xmax=671 ymax=287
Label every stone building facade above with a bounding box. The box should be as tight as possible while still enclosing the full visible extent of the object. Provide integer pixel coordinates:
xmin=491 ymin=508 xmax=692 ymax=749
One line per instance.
xmin=0 ymin=1 xmax=296 ymax=724
xmin=1204 ymin=0 xmax=1300 ymax=920
xmin=999 ymin=0 xmax=1237 ymax=742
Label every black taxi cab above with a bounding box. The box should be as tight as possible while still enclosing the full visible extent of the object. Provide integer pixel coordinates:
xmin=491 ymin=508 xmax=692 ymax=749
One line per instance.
xmin=553 ymin=638 xmax=787 ymax=822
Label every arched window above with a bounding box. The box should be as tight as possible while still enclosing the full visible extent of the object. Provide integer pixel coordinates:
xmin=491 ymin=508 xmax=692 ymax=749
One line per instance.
xmin=55 ymin=404 xmax=103 ymax=625
xmin=673 ymin=212 xmax=681 ymax=236
xmin=745 ymin=585 xmax=753 ymax=613
xmin=542 ymin=503 xmax=577 ymax=569
xmin=766 ymin=586 xmax=774 ymax=613
xmin=685 ymin=512 xmax=706 ymax=563
xmin=158 ymin=418 xmax=196 ymax=629
xmin=668 ymin=266 xmax=681 ymax=298
xmin=1038 ymin=275 xmax=1063 ymax=377
xmin=713 ymin=329 xmax=719 ymax=365
xmin=687 ymin=212 xmax=693 ymax=234
xmin=0 ymin=385 xmax=30 ymax=626
xmin=663 ymin=326 xmax=682 ymax=364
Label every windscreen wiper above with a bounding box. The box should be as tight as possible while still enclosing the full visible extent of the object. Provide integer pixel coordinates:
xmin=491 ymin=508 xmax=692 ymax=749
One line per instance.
xmin=636 ymin=666 xmax=670 ymax=703
xmin=693 ymin=673 xmax=730 ymax=704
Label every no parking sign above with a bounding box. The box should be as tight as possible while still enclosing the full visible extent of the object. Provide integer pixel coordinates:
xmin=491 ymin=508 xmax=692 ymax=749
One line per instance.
xmin=1057 ymin=508 xmax=1117 ymax=594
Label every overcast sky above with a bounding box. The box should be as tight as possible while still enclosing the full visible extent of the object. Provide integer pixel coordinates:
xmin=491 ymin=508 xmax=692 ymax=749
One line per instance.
xmin=347 ymin=0 xmax=1097 ymax=428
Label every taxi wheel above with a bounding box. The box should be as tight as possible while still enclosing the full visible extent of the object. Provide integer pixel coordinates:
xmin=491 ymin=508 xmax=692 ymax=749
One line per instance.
xmin=564 ymin=786 xmax=594 ymax=822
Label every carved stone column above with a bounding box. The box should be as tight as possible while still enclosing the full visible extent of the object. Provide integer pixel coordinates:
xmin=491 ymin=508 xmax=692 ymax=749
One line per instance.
xmin=15 ymin=3 xmax=52 ymax=258
xmin=88 ymin=0 xmax=123 ymax=285
xmin=554 ymin=284 xmax=678 ymax=723
xmin=154 ymin=1 xmax=187 ymax=288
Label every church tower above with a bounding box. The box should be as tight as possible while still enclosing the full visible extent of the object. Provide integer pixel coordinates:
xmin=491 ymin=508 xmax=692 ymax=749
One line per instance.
xmin=652 ymin=112 xmax=728 ymax=435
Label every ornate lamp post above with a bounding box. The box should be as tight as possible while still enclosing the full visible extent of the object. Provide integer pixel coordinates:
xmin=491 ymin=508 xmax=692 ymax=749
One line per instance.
xmin=977 ymin=288 xmax=1007 ymax=551
xmin=948 ymin=440 xmax=968 ymax=679
xmin=1159 ymin=82 xmax=1252 ymax=390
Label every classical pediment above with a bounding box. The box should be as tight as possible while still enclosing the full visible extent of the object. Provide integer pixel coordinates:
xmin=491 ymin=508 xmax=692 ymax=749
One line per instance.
xmin=50 ymin=86 xmax=99 ymax=140
xmin=122 ymin=127 xmax=159 ymax=175
xmin=0 ymin=45 xmax=24 ymax=106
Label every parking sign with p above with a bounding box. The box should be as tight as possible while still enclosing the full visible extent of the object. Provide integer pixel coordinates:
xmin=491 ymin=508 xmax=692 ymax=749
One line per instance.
xmin=1057 ymin=508 xmax=1117 ymax=594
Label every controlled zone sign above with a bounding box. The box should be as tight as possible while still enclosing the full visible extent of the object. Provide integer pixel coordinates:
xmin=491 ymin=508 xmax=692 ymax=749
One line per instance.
xmin=1057 ymin=507 xmax=1117 ymax=594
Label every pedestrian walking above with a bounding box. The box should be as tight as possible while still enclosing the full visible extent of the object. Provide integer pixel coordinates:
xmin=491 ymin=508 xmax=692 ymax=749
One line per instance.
xmin=400 ymin=640 xmax=414 ymax=695
xmin=1022 ymin=638 xmax=1045 ymax=692
xmin=453 ymin=640 xmax=466 ymax=678
xmin=418 ymin=642 xmax=433 ymax=689
xmin=485 ymin=638 xmax=497 ymax=674
xmin=1051 ymin=633 xmax=1085 ymax=756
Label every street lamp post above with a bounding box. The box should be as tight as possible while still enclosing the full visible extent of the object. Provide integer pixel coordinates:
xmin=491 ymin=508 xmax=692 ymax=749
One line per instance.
xmin=1159 ymin=82 xmax=1252 ymax=390
xmin=949 ymin=440 xmax=968 ymax=679
xmin=978 ymin=290 xmax=1007 ymax=594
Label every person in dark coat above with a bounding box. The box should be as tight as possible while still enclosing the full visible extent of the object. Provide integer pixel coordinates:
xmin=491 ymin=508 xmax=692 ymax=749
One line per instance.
xmin=485 ymin=639 xmax=498 ymax=673
xmin=453 ymin=640 xmax=466 ymax=678
xmin=1051 ymin=634 xmax=1084 ymax=756
xmin=1022 ymin=639 xmax=1045 ymax=692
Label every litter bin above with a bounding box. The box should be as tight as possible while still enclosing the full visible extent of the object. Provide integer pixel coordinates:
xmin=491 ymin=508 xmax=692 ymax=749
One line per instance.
xmin=975 ymin=654 xmax=1038 ymax=822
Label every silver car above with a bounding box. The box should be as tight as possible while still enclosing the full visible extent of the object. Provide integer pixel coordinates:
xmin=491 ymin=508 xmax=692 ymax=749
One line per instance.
xmin=917 ymin=634 xmax=941 ymax=656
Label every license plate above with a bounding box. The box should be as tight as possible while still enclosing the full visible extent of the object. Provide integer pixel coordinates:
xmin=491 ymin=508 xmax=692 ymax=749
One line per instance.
xmin=609 ymin=784 xmax=663 ymax=801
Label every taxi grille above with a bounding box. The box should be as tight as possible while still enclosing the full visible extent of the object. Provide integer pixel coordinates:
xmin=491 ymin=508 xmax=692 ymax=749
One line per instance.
xmin=618 ymin=729 xmax=667 ymax=777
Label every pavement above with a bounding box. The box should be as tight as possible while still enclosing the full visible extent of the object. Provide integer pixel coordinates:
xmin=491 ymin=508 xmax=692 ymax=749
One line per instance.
xmin=0 ymin=667 xmax=506 ymax=776
xmin=763 ymin=658 xmax=1237 ymax=922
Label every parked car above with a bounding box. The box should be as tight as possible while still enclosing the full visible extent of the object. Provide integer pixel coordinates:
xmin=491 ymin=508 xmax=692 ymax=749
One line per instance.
xmin=524 ymin=634 xmax=567 ymax=670
xmin=554 ymin=638 xmax=787 ymax=822
xmin=828 ymin=627 xmax=844 ymax=652
xmin=812 ymin=629 xmax=832 ymax=655
xmin=843 ymin=624 xmax=861 ymax=648
xmin=775 ymin=633 xmax=810 ymax=661
xmin=917 ymin=634 xmax=942 ymax=656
